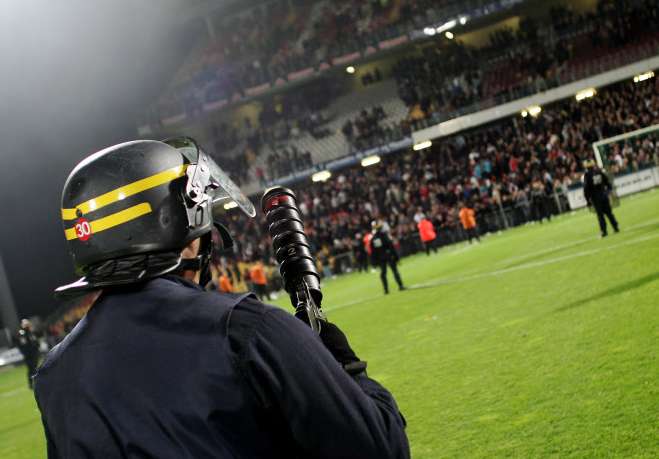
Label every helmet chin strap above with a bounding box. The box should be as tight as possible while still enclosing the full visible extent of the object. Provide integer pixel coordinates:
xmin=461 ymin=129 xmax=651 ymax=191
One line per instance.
xmin=178 ymin=232 xmax=213 ymax=286
xmin=178 ymin=223 xmax=234 ymax=287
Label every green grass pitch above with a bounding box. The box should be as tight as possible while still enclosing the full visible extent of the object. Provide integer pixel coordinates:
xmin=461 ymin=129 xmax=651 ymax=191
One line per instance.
xmin=2 ymin=190 xmax=658 ymax=458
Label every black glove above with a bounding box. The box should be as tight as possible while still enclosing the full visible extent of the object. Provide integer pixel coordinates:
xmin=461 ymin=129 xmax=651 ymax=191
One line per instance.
xmin=319 ymin=321 xmax=367 ymax=375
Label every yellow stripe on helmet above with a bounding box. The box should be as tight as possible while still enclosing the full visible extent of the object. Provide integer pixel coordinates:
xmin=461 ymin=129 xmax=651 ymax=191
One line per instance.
xmin=64 ymin=202 xmax=153 ymax=241
xmin=61 ymin=165 xmax=187 ymax=220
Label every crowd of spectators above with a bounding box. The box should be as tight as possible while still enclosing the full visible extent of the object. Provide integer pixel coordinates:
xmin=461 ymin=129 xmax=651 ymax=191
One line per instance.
xmin=265 ymin=147 xmax=314 ymax=183
xmin=150 ymin=0 xmax=659 ymax=189
xmin=393 ymin=0 xmax=659 ymax=128
xmin=205 ymin=79 xmax=340 ymax=185
xmin=197 ymin=0 xmax=659 ymax=187
xmin=341 ymin=105 xmax=405 ymax=150
xmin=153 ymin=0 xmax=657 ymax=124
xmin=219 ymin=76 xmax=658 ymax=277
xmin=151 ymin=0 xmax=488 ymax=119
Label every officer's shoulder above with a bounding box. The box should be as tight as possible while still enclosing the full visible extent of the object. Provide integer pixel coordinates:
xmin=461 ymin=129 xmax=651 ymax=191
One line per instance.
xmin=152 ymin=276 xmax=258 ymax=312
xmin=36 ymin=315 xmax=88 ymax=377
xmin=231 ymin=295 xmax=312 ymax=343
xmin=227 ymin=294 xmax=289 ymax=332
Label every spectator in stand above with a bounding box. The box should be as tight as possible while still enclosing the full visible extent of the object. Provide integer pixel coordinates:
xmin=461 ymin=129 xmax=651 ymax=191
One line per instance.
xmin=417 ymin=215 xmax=438 ymax=255
xmin=459 ymin=202 xmax=480 ymax=244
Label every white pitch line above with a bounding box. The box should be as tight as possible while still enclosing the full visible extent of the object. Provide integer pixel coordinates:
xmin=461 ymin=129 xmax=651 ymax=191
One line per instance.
xmin=412 ymin=232 xmax=659 ymax=289
xmin=324 ymin=219 xmax=659 ymax=313
xmin=493 ymin=218 xmax=659 ymax=267
xmin=493 ymin=235 xmax=596 ymax=267
xmin=1 ymin=388 xmax=23 ymax=398
xmin=324 ymin=297 xmax=381 ymax=313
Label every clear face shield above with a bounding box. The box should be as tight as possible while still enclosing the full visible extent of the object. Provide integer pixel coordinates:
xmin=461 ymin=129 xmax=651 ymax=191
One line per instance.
xmin=164 ymin=136 xmax=256 ymax=222
xmin=164 ymin=137 xmax=255 ymax=254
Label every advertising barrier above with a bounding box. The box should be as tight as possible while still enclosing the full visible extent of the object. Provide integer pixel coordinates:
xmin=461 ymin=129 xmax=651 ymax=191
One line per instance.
xmin=567 ymin=167 xmax=659 ymax=209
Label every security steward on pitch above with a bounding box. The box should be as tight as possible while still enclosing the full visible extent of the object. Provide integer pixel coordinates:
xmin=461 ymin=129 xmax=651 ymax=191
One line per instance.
xmin=583 ymin=159 xmax=619 ymax=237
xmin=34 ymin=139 xmax=409 ymax=458
xmin=370 ymin=220 xmax=405 ymax=294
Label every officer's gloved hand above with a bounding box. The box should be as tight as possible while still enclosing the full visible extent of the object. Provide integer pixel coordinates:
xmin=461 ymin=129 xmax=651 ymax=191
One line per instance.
xmin=319 ymin=321 xmax=367 ymax=376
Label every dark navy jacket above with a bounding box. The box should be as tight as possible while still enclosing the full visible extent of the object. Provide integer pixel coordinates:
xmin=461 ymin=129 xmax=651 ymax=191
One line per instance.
xmin=370 ymin=230 xmax=398 ymax=264
xmin=35 ymin=276 xmax=409 ymax=458
xmin=583 ymin=168 xmax=612 ymax=205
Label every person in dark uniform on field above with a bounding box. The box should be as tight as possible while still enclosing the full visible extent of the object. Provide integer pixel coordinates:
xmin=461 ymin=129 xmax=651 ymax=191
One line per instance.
xmin=530 ymin=177 xmax=551 ymax=223
xmin=34 ymin=138 xmax=409 ymax=459
xmin=370 ymin=220 xmax=405 ymax=294
xmin=583 ymin=159 xmax=619 ymax=237
xmin=353 ymin=232 xmax=369 ymax=272
xmin=14 ymin=319 xmax=40 ymax=389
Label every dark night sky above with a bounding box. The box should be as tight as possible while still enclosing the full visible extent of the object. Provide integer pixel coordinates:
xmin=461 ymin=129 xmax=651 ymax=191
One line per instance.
xmin=0 ymin=1 xmax=199 ymax=318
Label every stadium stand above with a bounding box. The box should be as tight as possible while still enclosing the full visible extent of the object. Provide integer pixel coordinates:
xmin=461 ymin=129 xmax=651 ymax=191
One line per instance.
xmin=134 ymin=0 xmax=659 ymax=279
xmin=219 ymin=76 xmax=658 ymax=275
xmin=151 ymin=0 xmax=479 ymax=119
xmin=392 ymin=0 xmax=659 ymax=127
xmin=141 ymin=0 xmax=658 ymax=192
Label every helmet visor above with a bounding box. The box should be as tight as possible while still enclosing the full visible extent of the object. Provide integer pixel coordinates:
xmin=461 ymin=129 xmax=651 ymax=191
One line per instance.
xmin=164 ymin=137 xmax=256 ymax=218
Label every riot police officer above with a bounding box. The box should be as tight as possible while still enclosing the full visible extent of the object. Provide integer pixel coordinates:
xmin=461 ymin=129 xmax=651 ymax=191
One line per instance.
xmin=583 ymin=159 xmax=619 ymax=237
xmin=35 ymin=138 xmax=409 ymax=458
xmin=370 ymin=220 xmax=405 ymax=294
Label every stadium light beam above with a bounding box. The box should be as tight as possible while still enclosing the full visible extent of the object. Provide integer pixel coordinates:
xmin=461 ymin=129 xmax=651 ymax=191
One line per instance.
xmin=413 ymin=140 xmax=433 ymax=151
xmin=311 ymin=170 xmax=332 ymax=182
xmin=346 ymin=66 xmax=356 ymax=74
xmin=361 ymin=155 xmax=381 ymax=167
xmin=633 ymin=71 xmax=654 ymax=83
xmin=575 ymin=88 xmax=596 ymax=101
xmin=223 ymin=201 xmax=238 ymax=210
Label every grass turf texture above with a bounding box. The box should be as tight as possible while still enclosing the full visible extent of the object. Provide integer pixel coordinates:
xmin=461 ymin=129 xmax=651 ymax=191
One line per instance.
xmin=1 ymin=190 xmax=658 ymax=458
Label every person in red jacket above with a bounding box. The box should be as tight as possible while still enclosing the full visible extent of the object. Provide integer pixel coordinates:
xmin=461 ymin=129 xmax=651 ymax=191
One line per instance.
xmin=363 ymin=231 xmax=373 ymax=257
xmin=417 ymin=215 xmax=437 ymax=255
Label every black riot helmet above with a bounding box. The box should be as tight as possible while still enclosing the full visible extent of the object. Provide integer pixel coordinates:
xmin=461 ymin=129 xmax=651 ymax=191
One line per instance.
xmin=55 ymin=137 xmax=255 ymax=297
